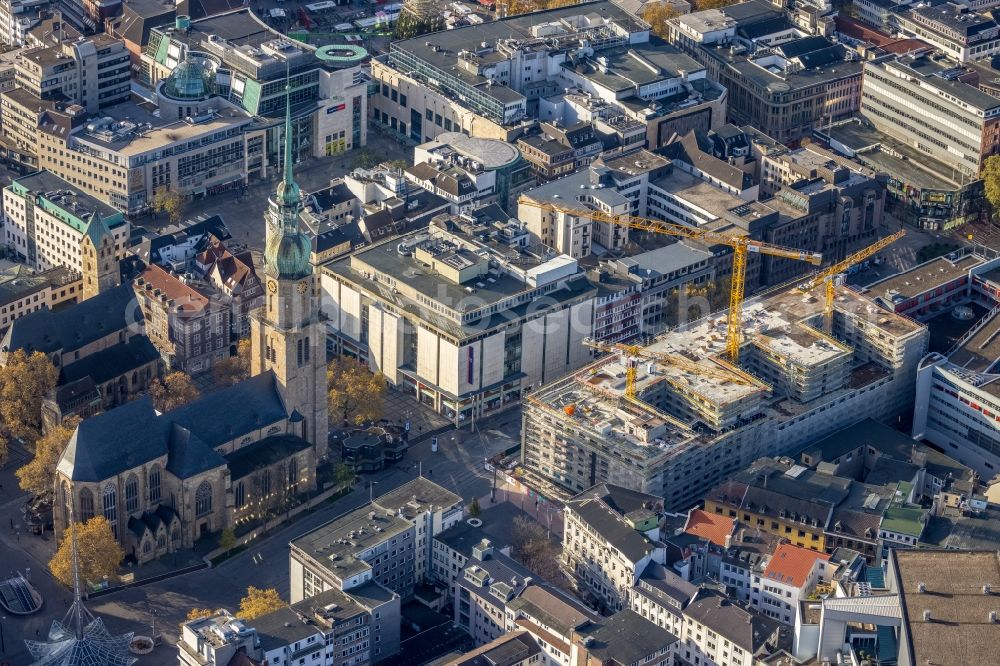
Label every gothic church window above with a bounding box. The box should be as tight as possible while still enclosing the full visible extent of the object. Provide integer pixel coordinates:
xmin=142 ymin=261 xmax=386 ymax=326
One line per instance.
xmin=195 ymin=481 xmax=213 ymax=517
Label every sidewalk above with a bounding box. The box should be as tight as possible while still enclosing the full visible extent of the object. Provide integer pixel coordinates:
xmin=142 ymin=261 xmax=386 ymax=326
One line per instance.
xmin=474 ymin=475 xmax=565 ymax=538
xmin=382 ymin=387 xmax=452 ymax=437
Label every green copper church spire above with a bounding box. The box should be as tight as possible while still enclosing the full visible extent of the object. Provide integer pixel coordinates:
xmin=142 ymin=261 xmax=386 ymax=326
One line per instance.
xmin=263 ymin=64 xmax=311 ymax=280
xmin=276 ymin=64 xmax=301 ymax=211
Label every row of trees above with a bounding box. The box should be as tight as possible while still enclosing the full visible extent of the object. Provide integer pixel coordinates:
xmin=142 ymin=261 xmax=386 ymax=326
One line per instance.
xmin=187 ymin=586 xmax=286 ymax=621
xmin=505 ymin=0 xmax=737 ymax=20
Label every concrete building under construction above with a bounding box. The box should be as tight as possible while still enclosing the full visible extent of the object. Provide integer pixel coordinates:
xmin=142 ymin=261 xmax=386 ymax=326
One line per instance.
xmin=521 ymin=284 xmax=929 ymax=510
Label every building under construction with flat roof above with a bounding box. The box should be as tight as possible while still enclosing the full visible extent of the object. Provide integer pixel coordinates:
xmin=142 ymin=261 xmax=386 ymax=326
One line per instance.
xmin=521 ymin=284 xmax=929 ymax=510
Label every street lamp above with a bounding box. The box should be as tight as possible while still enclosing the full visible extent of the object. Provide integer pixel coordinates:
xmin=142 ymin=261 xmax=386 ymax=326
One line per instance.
xmin=1 ymin=615 xmax=5 ymax=654
xmin=369 ymin=480 xmax=379 ymax=504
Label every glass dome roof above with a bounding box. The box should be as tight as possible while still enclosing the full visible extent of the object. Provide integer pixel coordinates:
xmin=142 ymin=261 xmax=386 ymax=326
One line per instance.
xmin=162 ymin=57 xmax=211 ymax=101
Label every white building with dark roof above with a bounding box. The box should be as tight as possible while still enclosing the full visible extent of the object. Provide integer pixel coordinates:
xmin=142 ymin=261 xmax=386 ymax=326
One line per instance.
xmin=562 ymin=484 xmax=666 ymax=612
xmin=682 ymin=591 xmax=792 ymax=666
xmin=2 ymin=170 xmax=128 ymax=275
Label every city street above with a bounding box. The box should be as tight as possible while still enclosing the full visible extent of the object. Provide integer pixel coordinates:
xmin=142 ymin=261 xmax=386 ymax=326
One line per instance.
xmin=0 ymin=409 xmax=519 ymax=666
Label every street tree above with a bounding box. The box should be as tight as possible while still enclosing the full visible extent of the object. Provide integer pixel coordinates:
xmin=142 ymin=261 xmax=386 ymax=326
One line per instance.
xmin=641 ymin=3 xmax=679 ymax=40
xmin=186 ymin=608 xmax=214 ymax=621
xmin=327 ymin=358 xmax=387 ymax=426
xmin=510 ymin=516 xmax=569 ymax=590
xmin=213 ymin=339 xmax=252 ymax=387
xmin=0 ymin=349 xmax=59 ymax=455
xmin=151 ymin=187 xmax=185 ymax=224
xmin=983 ymin=155 xmax=1000 ymax=221
xmin=238 ymin=586 xmax=285 ymax=620
xmin=469 ymin=497 xmax=481 ymax=518
xmin=693 ymin=0 xmax=739 ymax=9
xmin=351 ymin=149 xmax=382 ymax=170
xmin=150 ymin=371 xmax=201 ymax=412
xmin=506 ymin=0 xmax=576 ymax=15
xmin=335 ymin=463 xmax=356 ymax=489
xmin=16 ymin=417 xmax=80 ymax=500
xmin=218 ymin=527 xmax=237 ymax=555
xmin=49 ymin=516 xmax=124 ymax=587
xmin=392 ymin=13 xmax=444 ymax=40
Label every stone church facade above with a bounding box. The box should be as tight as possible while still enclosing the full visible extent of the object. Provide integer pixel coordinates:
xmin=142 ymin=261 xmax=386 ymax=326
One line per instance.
xmin=53 ymin=93 xmax=328 ymax=566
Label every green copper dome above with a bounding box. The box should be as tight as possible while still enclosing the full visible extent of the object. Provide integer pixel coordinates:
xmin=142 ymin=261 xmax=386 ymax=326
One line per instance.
xmin=276 ymin=177 xmax=301 ymax=208
xmin=264 ymin=228 xmax=311 ymax=279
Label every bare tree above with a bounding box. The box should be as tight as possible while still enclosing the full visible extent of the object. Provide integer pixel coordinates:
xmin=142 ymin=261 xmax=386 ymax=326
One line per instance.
xmin=510 ymin=516 xmax=571 ymax=590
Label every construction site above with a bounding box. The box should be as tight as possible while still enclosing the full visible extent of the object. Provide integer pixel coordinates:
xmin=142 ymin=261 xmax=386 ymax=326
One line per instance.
xmin=521 ymin=281 xmax=929 ymax=511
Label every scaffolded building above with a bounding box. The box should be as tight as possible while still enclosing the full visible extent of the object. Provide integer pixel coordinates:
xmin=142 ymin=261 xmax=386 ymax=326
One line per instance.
xmin=522 ymin=284 xmax=929 ymax=510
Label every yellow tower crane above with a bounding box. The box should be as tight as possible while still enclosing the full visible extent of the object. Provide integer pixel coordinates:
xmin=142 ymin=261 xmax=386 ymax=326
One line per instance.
xmin=519 ymin=197 xmax=823 ymax=362
xmin=582 ymin=338 xmax=757 ymax=399
xmin=797 ymin=230 xmax=906 ymax=329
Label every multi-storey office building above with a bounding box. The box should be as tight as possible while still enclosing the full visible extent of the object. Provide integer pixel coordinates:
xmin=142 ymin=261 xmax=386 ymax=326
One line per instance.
xmin=668 ymin=2 xmax=863 ymax=143
xmin=518 ymin=153 xmax=671 ymax=259
xmin=913 ymin=258 xmax=1000 ymax=479
xmin=860 ymin=54 xmax=1000 ymax=180
xmin=34 ymin=98 xmax=255 ymax=214
xmin=521 ymin=284 xmax=928 ymax=510
xmin=894 ymin=3 xmax=1000 ymax=63
xmin=16 ymin=34 xmax=130 ymax=112
xmin=320 ymin=215 xmax=597 ymax=424
xmin=371 ymin=1 xmax=724 ymax=146
xmin=141 ymin=10 xmax=368 ymax=163
xmin=2 ymin=170 xmax=128 ymax=274
xmin=0 ymin=0 xmax=52 ymax=47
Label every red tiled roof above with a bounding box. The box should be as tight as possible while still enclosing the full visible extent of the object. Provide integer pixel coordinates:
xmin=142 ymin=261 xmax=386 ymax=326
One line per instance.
xmin=684 ymin=509 xmax=735 ymax=547
xmin=880 ymin=39 xmax=933 ymax=55
xmin=762 ymin=543 xmax=830 ymax=588
xmin=835 ymin=15 xmax=892 ymax=45
xmin=135 ymin=263 xmax=209 ymax=315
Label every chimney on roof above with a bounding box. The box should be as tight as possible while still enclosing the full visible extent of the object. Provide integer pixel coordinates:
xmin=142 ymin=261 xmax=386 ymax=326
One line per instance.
xmin=917 ymin=582 xmax=926 ymax=593
xmin=922 ymin=610 xmax=932 ymax=622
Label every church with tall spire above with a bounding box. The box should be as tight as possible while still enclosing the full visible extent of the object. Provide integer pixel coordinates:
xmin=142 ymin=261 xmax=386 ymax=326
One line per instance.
xmin=250 ymin=76 xmax=329 ymax=455
xmin=51 ymin=76 xmax=328 ymax=564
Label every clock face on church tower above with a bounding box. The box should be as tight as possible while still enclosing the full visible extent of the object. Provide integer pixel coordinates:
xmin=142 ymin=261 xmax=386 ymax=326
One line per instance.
xmin=298 ymin=282 xmax=308 ymax=294
xmin=268 ymin=280 xmax=278 ymax=294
